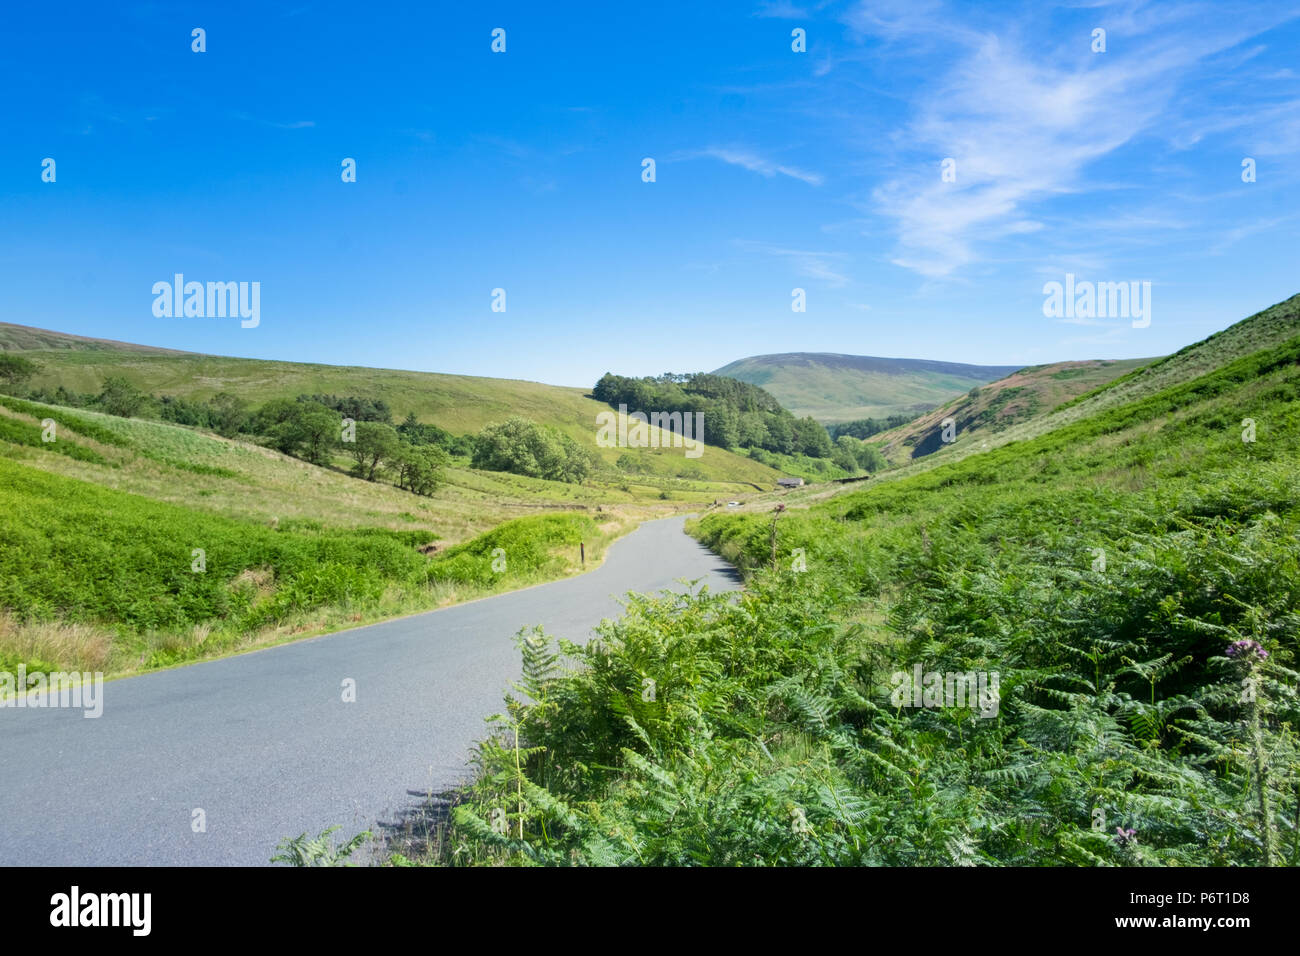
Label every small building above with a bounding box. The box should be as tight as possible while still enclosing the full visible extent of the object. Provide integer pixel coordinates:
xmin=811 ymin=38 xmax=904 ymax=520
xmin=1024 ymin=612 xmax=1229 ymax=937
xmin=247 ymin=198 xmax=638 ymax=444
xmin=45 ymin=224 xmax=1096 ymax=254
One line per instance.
xmin=777 ymin=477 xmax=804 ymax=488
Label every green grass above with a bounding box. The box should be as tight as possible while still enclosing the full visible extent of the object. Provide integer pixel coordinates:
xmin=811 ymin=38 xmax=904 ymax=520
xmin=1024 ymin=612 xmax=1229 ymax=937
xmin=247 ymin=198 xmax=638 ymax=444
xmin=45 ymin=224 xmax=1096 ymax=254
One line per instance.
xmin=0 ymin=389 xmax=685 ymax=684
xmin=873 ymin=356 xmax=1153 ymax=465
xmin=0 ymin=453 xmax=631 ymax=683
xmin=0 ymin=395 xmax=741 ymax=544
xmin=428 ymin=513 xmax=602 ymax=590
xmin=713 ymin=352 xmax=1021 ymax=423
xmin=0 ymin=456 xmax=426 ymax=672
xmin=0 ymin=412 xmax=107 ymax=464
xmin=746 ymin=447 xmax=856 ymax=482
xmin=0 ymin=394 xmax=133 ymax=446
xmin=1 ymin=322 xmax=787 ymax=486
xmin=396 ymin=297 xmax=1300 ymax=867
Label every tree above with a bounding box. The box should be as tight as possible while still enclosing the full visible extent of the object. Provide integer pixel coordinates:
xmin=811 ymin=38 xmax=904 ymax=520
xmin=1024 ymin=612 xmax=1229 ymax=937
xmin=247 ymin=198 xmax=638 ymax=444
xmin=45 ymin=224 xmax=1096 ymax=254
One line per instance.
xmin=159 ymin=395 xmax=214 ymax=427
xmin=832 ymin=436 xmax=860 ymax=473
xmin=347 ymin=421 xmax=400 ymax=481
xmin=472 ymin=417 xmax=591 ymax=483
xmin=296 ymin=409 xmax=342 ymax=465
xmin=0 ymin=354 xmax=38 ymax=392
xmin=847 ymin=437 xmax=887 ymax=473
xmin=267 ymin=419 xmax=304 ymax=457
xmin=738 ymin=412 xmax=769 ymax=449
xmin=763 ymin=413 xmax=794 ymax=455
xmin=796 ymin=416 xmax=834 ymax=458
xmin=391 ymin=442 xmax=448 ymax=496
xmin=208 ymin=392 xmax=249 ymax=437
xmin=710 ymin=406 xmax=740 ymax=450
xmin=252 ymin=398 xmax=301 ymax=434
xmin=473 ymin=417 xmax=546 ymax=476
xmin=551 ymin=432 xmax=596 ymax=483
xmin=97 ymin=376 xmax=147 ymax=418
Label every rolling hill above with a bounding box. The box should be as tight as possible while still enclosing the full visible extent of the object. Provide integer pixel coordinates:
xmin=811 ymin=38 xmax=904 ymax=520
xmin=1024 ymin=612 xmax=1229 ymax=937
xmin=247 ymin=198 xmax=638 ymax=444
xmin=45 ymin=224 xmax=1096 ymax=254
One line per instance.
xmin=869 ymin=294 xmax=1300 ymax=471
xmin=712 ymin=352 xmax=1023 ymax=423
xmin=0 ymin=322 xmax=784 ymax=488
xmin=0 ymin=324 xmax=798 ymax=684
xmin=0 ymin=385 xmax=750 ymax=684
xmin=872 ymin=357 xmax=1154 ymax=464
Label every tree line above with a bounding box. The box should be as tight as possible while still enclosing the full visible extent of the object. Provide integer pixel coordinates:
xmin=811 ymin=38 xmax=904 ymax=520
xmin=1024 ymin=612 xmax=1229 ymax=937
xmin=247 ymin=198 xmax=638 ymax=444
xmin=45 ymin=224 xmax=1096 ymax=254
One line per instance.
xmin=592 ymin=371 xmax=834 ymax=459
xmin=5 ymin=364 xmax=593 ymax=488
xmin=827 ymin=414 xmax=915 ymax=441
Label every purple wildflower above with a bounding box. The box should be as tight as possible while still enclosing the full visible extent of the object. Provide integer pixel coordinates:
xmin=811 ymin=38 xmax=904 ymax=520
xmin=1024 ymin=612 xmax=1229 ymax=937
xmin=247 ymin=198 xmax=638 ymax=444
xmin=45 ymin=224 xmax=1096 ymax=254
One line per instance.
xmin=1226 ymin=639 xmax=1268 ymax=662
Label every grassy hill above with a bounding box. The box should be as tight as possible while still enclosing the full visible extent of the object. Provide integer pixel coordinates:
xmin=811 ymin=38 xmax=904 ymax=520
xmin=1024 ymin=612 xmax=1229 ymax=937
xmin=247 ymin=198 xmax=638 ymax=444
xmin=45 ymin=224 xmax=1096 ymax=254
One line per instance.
xmin=870 ymin=294 xmax=1300 ymax=475
xmin=0 ymin=322 xmax=786 ymax=488
xmin=0 ymin=323 xmax=187 ymax=354
xmin=873 ymin=357 xmax=1153 ymax=464
xmin=713 ymin=352 xmax=1022 ymax=423
xmin=0 ymin=389 xmax=710 ymax=682
xmin=415 ymin=294 xmax=1300 ymax=867
xmin=0 ymin=324 xmax=803 ymax=685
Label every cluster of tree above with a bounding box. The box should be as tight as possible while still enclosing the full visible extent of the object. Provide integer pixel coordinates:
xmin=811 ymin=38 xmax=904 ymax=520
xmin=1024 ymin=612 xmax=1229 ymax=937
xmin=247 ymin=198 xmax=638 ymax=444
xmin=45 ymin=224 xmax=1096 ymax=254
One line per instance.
xmin=17 ymin=375 xmax=252 ymax=437
xmin=397 ymin=412 xmax=476 ymax=457
xmin=253 ymin=399 xmax=339 ymax=461
xmin=13 ymin=372 xmax=453 ymax=496
xmin=747 ymin=434 xmax=886 ymax=476
xmin=471 ymin=417 xmax=594 ymax=483
xmin=832 ymin=435 xmax=887 ymax=473
xmin=297 ymin=393 xmax=392 ymax=424
xmin=248 ymin=399 xmax=448 ymax=494
xmin=827 ymin=414 xmax=915 ymax=441
xmin=339 ymin=420 xmax=448 ymax=494
xmin=157 ymin=392 xmax=248 ymax=436
xmin=22 ymin=383 xmax=96 ymax=408
xmin=0 ymin=354 xmax=39 ymax=390
xmin=592 ymin=371 xmax=833 ymax=458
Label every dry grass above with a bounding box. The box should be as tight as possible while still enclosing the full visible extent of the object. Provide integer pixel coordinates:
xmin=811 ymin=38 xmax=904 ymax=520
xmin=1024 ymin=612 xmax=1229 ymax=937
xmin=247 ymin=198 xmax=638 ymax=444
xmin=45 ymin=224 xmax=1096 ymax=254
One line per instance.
xmin=0 ymin=611 xmax=115 ymax=673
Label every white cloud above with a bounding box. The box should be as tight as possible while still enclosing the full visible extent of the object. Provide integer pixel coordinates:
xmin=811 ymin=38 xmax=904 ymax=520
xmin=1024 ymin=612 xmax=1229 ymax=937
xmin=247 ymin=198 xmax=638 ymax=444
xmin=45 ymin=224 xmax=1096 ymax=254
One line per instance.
xmin=851 ymin=1 xmax=1300 ymax=278
xmin=735 ymin=240 xmax=851 ymax=286
xmin=680 ymin=147 xmax=824 ymax=186
xmin=232 ymin=111 xmax=315 ymax=130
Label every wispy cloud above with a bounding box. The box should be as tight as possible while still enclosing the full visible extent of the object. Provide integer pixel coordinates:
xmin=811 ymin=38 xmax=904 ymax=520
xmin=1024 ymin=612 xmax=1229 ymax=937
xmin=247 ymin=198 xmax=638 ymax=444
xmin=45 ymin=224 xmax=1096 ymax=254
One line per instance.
xmin=232 ymin=111 xmax=315 ymax=129
xmin=1209 ymin=214 xmax=1297 ymax=254
xmin=735 ymin=240 xmax=851 ymax=286
xmin=851 ymin=1 xmax=1300 ymax=278
xmin=676 ymin=147 xmax=824 ymax=185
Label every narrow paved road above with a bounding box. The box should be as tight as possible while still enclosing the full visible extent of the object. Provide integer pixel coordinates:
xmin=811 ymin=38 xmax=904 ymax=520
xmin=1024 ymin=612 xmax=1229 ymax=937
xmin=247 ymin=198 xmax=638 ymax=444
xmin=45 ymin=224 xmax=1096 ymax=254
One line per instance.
xmin=0 ymin=515 xmax=739 ymax=866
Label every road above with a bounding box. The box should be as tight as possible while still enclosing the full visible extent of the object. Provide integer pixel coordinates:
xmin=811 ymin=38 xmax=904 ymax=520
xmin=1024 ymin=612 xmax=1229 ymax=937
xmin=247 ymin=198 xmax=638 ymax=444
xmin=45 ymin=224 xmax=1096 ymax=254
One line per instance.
xmin=0 ymin=514 xmax=740 ymax=866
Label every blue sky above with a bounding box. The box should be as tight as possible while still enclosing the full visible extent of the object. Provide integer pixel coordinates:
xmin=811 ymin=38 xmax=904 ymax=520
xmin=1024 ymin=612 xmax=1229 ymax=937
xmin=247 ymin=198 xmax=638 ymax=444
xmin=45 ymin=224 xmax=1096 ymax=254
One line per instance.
xmin=2 ymin=1 xmax=1297 ymax=387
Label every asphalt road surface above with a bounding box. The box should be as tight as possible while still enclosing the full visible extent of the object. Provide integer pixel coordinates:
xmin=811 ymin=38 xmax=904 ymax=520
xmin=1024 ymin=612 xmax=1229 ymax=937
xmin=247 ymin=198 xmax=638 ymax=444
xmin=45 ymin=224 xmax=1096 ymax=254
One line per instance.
xmin=0 ymin=514 xmax=740 ymax=866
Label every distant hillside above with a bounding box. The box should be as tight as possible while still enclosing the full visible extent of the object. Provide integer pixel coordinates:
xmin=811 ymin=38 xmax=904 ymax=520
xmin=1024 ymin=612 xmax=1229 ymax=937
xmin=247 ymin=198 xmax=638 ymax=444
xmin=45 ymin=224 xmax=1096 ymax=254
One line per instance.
xmin=872 ymin=293 xmax=1300 ymax=471
xmin=0 ymin=322 xmax=188 ymax=355
xmin=0 ymin=322 xmax=785 ymax=487
xmin=875 ymin=357 xmax=1153 ymax=463
xmin=713 ymin=352 xmax=1022 ymax=423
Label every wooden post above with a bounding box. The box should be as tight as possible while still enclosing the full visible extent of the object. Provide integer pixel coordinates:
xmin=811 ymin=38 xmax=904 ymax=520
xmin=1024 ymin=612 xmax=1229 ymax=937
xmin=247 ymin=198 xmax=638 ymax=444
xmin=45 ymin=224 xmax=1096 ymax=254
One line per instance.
xmin=580 ymin=542 xmax=586 ymax=566
xmin=770 ymin=503 xmax=786 ymax=572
